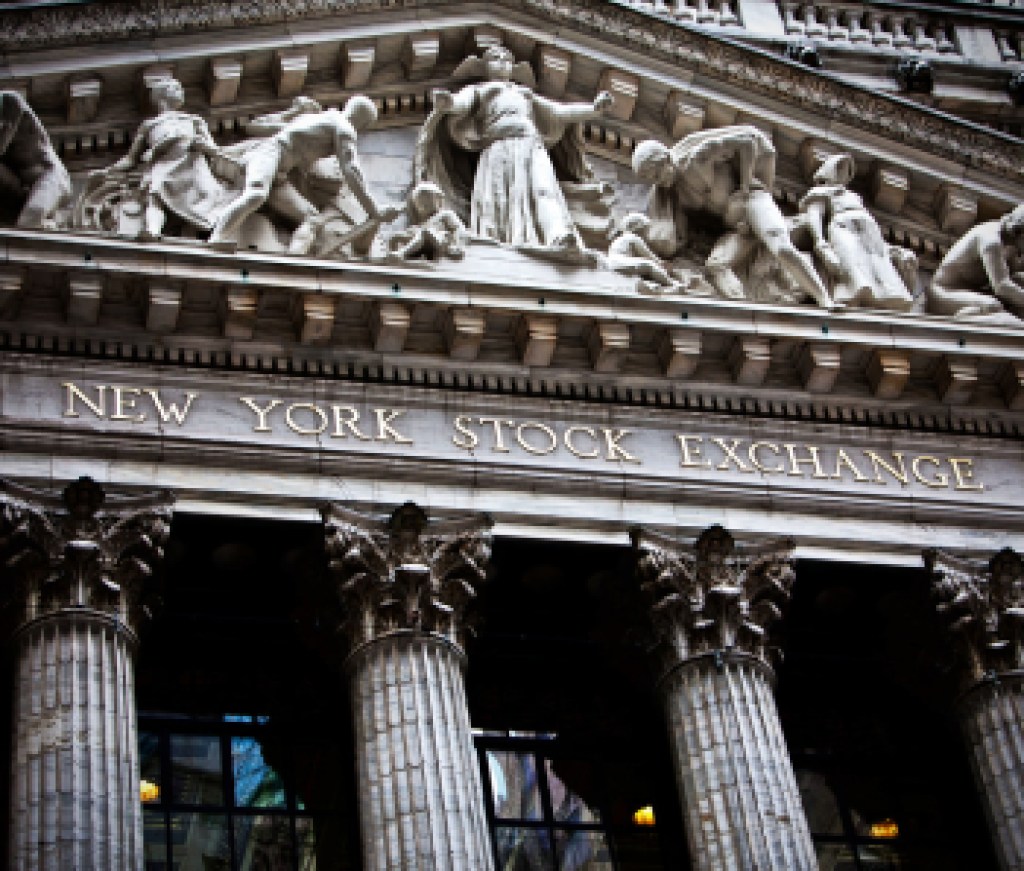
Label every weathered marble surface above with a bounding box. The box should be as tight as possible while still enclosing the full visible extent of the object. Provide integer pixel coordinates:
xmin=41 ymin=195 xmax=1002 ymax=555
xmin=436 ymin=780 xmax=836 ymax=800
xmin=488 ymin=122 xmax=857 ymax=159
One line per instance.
xmin=929 ymin=205 xmax=1024 ymax=325
xmin=632 ymin=126 xmax=833 ymax=309
xmin=0 ymin=91 xmax=71 ymax=229
xmin=416 ymin=45 xmax=613 ymax=258
xmin=798 ymin=153 xmax=916 ymax=312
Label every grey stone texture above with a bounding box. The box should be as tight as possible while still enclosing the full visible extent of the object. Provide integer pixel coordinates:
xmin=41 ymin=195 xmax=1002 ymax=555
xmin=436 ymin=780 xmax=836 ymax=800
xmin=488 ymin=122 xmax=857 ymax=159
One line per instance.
xmin=0 ymin=477 xmax=172 ymax=871
xmin=10 ymin=617 xmax=142 ymax=871
xmin=633 ymin=524 xmax=816 ymax=871
xmin=959 ymin=680 xmax=1024 ymax=871
xmin=662 ymin=655 xmax=816 ymax=871
xmin=348 ymin=634 xmax=493 ymax=870
xmin=926 ymin=547 xmax=1024 ymax=871
xmin=322 ymin=502 xmax=494 ymax=871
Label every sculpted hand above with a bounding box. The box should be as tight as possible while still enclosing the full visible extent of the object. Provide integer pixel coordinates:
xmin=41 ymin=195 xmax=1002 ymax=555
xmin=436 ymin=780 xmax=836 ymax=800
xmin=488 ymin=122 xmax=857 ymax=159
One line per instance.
xmin=593 ymin=91 xmax=614 ymax=114
xmin=431 ymin=89 xmax=455 ymax=113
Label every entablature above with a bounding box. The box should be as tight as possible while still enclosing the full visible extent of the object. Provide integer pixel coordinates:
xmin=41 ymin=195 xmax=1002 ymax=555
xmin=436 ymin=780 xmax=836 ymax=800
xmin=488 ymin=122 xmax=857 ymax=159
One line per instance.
xmin=3 ymin=229 xmax=1023 ymax=429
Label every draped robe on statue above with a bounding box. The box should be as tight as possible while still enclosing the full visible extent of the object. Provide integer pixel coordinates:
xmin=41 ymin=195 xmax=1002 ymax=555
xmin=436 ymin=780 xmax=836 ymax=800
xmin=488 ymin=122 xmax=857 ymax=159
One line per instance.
xmin=415 ymin=76 xmax=598 ymax=249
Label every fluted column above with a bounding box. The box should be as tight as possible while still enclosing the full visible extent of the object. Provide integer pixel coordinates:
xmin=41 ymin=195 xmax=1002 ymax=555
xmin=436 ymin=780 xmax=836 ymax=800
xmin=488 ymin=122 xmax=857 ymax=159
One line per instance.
xmin=925 ymin=548 xmax=1024 ymax=871
xmin=0 ymin=477 xmax=172 ymax=871
xmin=322 ymin=502 xmax=494 ymax=871
xmin=632 ymin=524 xmax=815 ymax=871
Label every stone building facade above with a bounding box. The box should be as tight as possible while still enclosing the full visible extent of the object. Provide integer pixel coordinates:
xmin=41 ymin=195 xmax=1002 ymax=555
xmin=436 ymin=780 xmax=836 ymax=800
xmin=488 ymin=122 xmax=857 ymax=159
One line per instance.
xmin=0 ymin=0 xmax=1023 ymax=868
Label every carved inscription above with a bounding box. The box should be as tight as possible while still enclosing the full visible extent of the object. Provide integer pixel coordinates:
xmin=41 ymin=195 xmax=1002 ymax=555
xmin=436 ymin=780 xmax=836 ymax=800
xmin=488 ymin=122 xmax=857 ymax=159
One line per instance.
xmin=56 ymin=381 xmax=987 ymax=492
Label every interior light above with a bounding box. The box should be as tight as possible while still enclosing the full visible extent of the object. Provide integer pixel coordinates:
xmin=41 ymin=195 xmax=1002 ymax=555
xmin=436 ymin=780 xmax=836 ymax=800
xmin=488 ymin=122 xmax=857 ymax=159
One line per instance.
xmin=870 ymin=819 xmax=898 ymax=839
xmin=140 ymin=779 xmax=160 ymax=803
xmin=633 ymin=805 xmax=656 ymax=826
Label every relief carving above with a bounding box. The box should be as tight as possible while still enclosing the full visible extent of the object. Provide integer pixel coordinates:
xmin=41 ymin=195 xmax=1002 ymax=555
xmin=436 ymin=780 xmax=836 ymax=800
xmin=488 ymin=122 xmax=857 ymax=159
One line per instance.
xmin=321 ymin=501 xmax=492 ymax=654
xmin=0 ymin=476 xmax=173 ymax=638
xmin=797 ymin=153 xmax=916 ymax=312
xmin=924 ymin=548 xmax=1024 ymax=685
xmin=0 ymin=91 xmax=71 ymax=229
xmin=632 ymin=125 xmax=834 ymax=309
xmin=415 ymin=45 xmax=613 ymax=260
xmin=928 ymin=205 xmax=1024 ymax=325
xmin=632 ymin=523 xmax=796 ymax=674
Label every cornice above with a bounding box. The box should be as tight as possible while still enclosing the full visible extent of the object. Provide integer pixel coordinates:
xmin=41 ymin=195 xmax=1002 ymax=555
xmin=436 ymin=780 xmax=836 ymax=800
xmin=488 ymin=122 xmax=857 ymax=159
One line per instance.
xmin=1 ymin=0 xmax=1022 ymax=181
xmin=2 ymin=230 xmax=1024 ymax=436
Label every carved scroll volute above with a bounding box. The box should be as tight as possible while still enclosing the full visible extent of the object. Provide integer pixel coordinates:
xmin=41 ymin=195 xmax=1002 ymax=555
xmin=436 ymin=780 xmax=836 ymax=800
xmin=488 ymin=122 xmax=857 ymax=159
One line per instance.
xmin=633 ymin=524 xmax=796 ymax=677
xmin=321 ymin=502 xmax=492 ymax=656
xmin=0 ymin=477 xmax=173 ymax=639
xmin=925 ymin=548 xmax=1024 ymax=686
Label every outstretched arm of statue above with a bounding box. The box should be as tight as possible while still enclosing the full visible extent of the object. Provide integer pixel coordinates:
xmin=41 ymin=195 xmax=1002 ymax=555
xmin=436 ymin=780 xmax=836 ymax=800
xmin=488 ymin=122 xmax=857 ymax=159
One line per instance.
xmin=534 ymin=90 xmax=613 ymax=124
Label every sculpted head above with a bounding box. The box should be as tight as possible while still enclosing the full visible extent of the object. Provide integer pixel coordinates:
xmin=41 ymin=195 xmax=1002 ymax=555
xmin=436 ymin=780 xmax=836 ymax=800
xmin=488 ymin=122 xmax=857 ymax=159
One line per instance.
xmin=408 ymin=181 xmax=445 ymax=221
xmin=149 ymin=77 xmax=185 ymax=112
xmin=621 ymin=212 xmax=651 ymax=235
xmin=812 ymin=153 xmax=855 ymax=187
xmin=1000 ymin=204 xmax=1024 ymax=244
xmin=483 ymin=45 xmax=516 ymax=82
xmin=632 ymin=140 xmax=674 ymax=187
xmin=343 ymin=95 xmax=378 ymax=130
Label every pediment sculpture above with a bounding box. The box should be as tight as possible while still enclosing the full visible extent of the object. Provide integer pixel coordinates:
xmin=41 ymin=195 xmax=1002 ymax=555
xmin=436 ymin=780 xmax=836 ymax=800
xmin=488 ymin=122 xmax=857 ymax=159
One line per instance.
xmin=413 ymin=44 xmax=613 ymax=261
xmin=0 ymin=90 xmax=71 ymax=229
xmin=0 ymin=52 xmax=1020 ymax=328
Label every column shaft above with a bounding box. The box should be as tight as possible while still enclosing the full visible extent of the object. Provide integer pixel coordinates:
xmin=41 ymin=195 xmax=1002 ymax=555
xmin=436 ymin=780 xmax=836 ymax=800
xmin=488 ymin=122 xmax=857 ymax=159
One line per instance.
xmin=348 ymin=633 xmax=493 ymax=871
xmin=9 ymin=615 xmax=141 ymax=871
xmin=959 ymin=681 xmax=1024 ymax=871
xmin=661 ymin=657 xmax=816 ymax=871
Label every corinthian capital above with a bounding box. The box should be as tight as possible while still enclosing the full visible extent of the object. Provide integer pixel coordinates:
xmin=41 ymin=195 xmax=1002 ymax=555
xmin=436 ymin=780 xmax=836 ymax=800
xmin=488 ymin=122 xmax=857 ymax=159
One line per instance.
xmin=924 ymin=548 xmax=1024 ymax=685
xmin=632 ymin=524 xmax=796 ymax=674
xmin=0 ymin=477 xmax=173 ymax=638
xmin=321 ymin=502 xmax=492 ymax=654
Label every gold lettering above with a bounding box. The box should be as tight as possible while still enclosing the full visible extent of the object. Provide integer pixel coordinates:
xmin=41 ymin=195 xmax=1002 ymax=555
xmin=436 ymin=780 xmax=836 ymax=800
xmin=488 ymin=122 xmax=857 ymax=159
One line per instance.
xmin=452 ymin=416 xmax=479 ymax=451
xmin=948 ymin=457 xmax=984 ymax=492
xmin=864 ymin=450 xmax=908 ymax=486
xmin=331 ymin=406 xmax=372 ymax=440
xmin=564 ymin=426 xmax=600 ymax=459
xmin=711 ymin=437 xmax=752 ymax=473
xmin=783 ymin=444 xmax=828 ymax=478
xmin=516 ymin=422 xmax=558 ymax=456
xmin=748 ymin=442 xmax=784 ymax=474
xmin=145 ymin=389 xmax=197 ymax=426
xmin=478 ymin=417 xmax=512 ymax=453
xmin=63 ymin=382 xmax=105 ymax=418
xmin=239 ymin=397 xmax=282 ymax=432
xmin=373 ymin=409 xmax=413 ymax=444
xmin=110 ymin=386 xmax=145 ymax=423
xmin=831 ymin=448 xmax=869 ymax=483
xmin=912 ymin=455 xmax=948 ymax=488
xmin=603 ymin=429 xmax=641 ymax=464
xmin=286 ymin=402 xmax=328 ymax=436
xmin=676 ymin=435 xmax=711 ymax=469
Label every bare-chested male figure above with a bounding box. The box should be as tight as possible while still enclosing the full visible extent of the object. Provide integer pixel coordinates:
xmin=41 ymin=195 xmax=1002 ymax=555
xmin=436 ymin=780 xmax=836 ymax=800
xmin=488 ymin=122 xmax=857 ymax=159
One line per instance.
xmin=632 ymin=125 xmax=833 ymax=309
xmin=208 ymin=95 xmax=389 ymax=250
xmin=928 ymin=204 xmax=1024 ymax=319
xmin=0 ymin=91 xmax=71 ymax=228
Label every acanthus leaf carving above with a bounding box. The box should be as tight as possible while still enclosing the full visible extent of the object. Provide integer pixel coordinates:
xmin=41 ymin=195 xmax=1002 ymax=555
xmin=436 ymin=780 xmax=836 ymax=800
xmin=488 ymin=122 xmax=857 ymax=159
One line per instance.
xmin=321 ymin=501 xmax=492 ymax=655
xmin=0 ymin=476 xmax=173 ymax=639
xmin=925 ymin=547 xmax=1024 ymax=686
xmin=632 ymin=523 xmax=796 ymax=678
